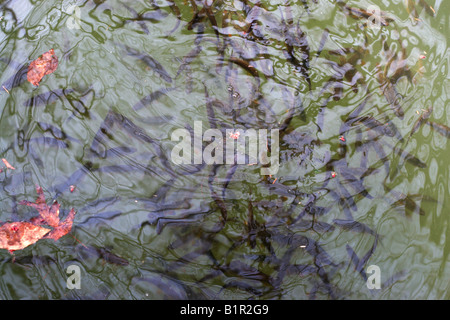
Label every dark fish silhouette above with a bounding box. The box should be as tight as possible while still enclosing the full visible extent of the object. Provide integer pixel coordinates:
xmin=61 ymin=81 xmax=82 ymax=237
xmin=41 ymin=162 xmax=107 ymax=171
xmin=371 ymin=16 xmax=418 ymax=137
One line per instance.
xmin=377 ymin=66 xmax=405 ymax=119
xmin=26 ymin=136 xmax=69 ymax=149
xmin=333 ymin=219 xmax=378 ymax=237
xmin=345 ymin=237 xmax=378 ymax=282
xmin=79 ymin=245 xmax=129 ymax=266
xmin=229 ymin=57 xmax=259 ymax=78
xmin=406 ymin=106 xmax=433 ymax=143
xmin=133 ymin=87 xmax=176 ymax=111
xmin=426 ymin=121 xmax=450 ymax=139
xmin=281 ymin=4 xmax=311 ymax=90
xmin=315 ymin=28 xmax=329 ymax=59
xmin=116 ymin=43 xmax=172 ymax=83
xmin=337 ymin=0 xmax=393 ymax=26
xmin=122 ymin=3 xmax=168 ymax=34
xmin=392 ymin=145 xmax=427 ymax=168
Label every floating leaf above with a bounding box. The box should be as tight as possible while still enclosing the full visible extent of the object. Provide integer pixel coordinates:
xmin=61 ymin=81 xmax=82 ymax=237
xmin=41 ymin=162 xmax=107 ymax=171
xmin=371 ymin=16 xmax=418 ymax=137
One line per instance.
xmin=1 ymin=158 xmax=15 ymax=170
xmin=18 ymin=185 xmax=77 ymax=243
xmin=45 ymin=208 xmax=76 ymax=241
xmin=0 ymin=222 xmax=50 ymax=252
xmin=27 ymin=49 xmax=58 ymax=86
xmin=19 ymin=185 xmax=60 ymax=227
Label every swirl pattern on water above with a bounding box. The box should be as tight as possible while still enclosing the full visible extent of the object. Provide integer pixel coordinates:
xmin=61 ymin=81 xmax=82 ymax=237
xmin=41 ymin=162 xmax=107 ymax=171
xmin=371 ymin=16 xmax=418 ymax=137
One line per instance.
xmin=0 ymin=0 xmax=448 ymax=299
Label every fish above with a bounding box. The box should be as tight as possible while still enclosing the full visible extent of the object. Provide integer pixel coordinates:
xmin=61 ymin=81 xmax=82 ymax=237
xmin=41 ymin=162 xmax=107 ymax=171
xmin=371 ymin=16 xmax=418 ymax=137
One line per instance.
xmin=246 ymin=201 xmax=257 ymax=248
xmin=98 ymin=110 xmax=172 ymax=170
xmin=133 ymin=274 xmax=190 ymax=299
xmin=133 ymin=87 xmax=176 ymax=111
xmin=122 ymin=3 xmax=168 ymax=34
xmin=319 ymin=61 xmax=354 ymax=102
xmin=404 ymin=0 xmax=419 ymax=21
xmin=1 ymin=62 xmax=28 ymax=91
xmin=216 ymin=9 xmax=231 ymax=73
xmin=186 ymin=7 xmax=206 ymax=30
xmin=337 ymin=0 xmax=394 ymax=26
xmin=224 ymin=260 xmax=272 ymax=283
xmin=418 ymin=0 xmax=436 ymax=17
xmin=291 ymin=202 xmax=331 ymax=223
xmin=426 ymin=121 xmax=450 ymax=139
xmin=346 ymin=237 xmax=378 ymax=282
xmin=77 ymin=211 xmax=122 ymax=228
xmin=315 ymin=28 xmax=329 ymax=60
xmin=284 ymin=26 xmax=311 ymax=90
xmin=384 ymin=185 xmax=428 ymax=216
xmin=376 ymin=66 xmax=405 ymax=119
xmin=392 ymin=145 xmax=427 ymax=168
xmin=283 ymin=232 xmax=338 ymax=268
xmin=353 ymin=115 xmax=395 ymax=137
xmin=50 ymin=163 xmax=93 ymax=198
xmin=13 ymin=255 xmax=57 ymax=267
xmin=78 ymin=245 xmax=129 ymax=266
xmin=291 ymin=219 xmax=336 ymax=233
xmin=176 ymin=46 xmax=203 ymax=79
xmin=26 ymin=136 xmax=69 ymax=149
xmin=407 ymin=106 xmax=433 ymax=141
xmin=382 ymin=270 xmax=408 ymax=290
xmin=228 ymin=56 xmax=259 ymax=78
xmin=391 ymin=194 xmax=426 ymax=216
xmin=26 ymin=137 xmax=71 ymax=167
xmin=92 ymin=146 xmax=137 ymax=159
xmin=219 ymin=280 xmax=264 ymax=297
xmin=279 ymin=86 xmax=305 ymax=135
xmin=107 ymin=111 xmax=167 ymax=162
xmin=405 ymin=0 xmax=435 ymax=20
xmin=166 ymin=0 xmax=182 ymax=35
xmin=210 ymin=189 xmax=227 ymax=225
xmin=116 ymin=43 xmax=172 ymax=83
xmin=95 ymin=246 xmax=129 ymax=266
xmin=338 ymin=169 xmax=374 ymax=199
xmin=78 ymin=196 xmax=120 ymax=212
xmin=366 ymin=132 xmax=390 ymax=175
xmin=122 ymin=3 xmax=149 ymax=34
xmin=381 ymin=114 xmax=404 ymax=142
xmin=333 ymin=219 xmax=378 ymax=237
xmin=281 ymin=5 xmax=311 ymax=90
xmin=204 ymin=1 xmax=221 ymax=48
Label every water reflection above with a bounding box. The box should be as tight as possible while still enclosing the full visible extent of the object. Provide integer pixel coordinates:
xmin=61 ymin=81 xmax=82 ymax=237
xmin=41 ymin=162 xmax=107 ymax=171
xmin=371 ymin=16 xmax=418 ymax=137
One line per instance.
xmin=0 ymin=0 xmax=448 ymax=299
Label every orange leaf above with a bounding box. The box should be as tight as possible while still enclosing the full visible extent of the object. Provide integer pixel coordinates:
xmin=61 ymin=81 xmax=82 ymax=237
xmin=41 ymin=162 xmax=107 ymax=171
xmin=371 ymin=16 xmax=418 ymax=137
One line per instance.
xmin=0 ymin=222 xmax=50 ymax=252
xmin=19 ymin=185 xmax=60 ymax=227
xmin=1 ymin=158 xmax=15 ymax=170
xmin=27 ymin=49 xmax=58 ymax=86
xmin=45 ymin=208 xmax=76 ymax=241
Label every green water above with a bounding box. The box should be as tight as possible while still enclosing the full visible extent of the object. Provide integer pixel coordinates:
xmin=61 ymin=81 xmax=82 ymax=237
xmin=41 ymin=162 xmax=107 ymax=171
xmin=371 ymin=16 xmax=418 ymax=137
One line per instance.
xmin=0 ymin=0 xmax=448 ymax=299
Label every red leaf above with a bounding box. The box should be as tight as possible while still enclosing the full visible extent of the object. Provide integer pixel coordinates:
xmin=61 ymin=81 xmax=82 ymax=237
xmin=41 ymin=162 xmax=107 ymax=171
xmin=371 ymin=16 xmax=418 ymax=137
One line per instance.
xmin=27 ymin=49 xmax=58 ymax=86
xmin=45 ymin=208 xmax=76 ymax=241
xmin=1 ymin=185 xmax=78 ymax=253
xmin=0 ymin=222 xmax=50 ymax=252
xmin=19 ymin=185 xmax=60 ymax=227
xmin=1 ymin=158 xmax=15 ymax=170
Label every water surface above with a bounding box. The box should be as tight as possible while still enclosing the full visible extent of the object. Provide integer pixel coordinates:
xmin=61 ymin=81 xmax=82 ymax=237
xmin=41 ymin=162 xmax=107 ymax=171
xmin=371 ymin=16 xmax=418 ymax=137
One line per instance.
xmin=0 ymin=0 xmax=449 ymax=299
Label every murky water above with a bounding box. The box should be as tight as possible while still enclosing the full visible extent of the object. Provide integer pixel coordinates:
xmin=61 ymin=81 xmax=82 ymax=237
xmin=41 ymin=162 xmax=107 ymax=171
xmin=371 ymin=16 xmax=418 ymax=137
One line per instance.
xmin=0 ymin=0 xmax=448 ymax=299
